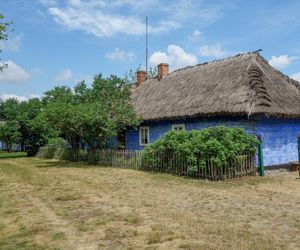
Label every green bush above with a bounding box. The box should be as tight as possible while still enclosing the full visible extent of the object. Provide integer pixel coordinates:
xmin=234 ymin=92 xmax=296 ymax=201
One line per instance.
xmin=43 ymin=147 xmax=57 ymax=159
xmin=60 ymin=148 xmax=74 ymax=161
xmin=142 ymin=126 xmax=258 ymax=174
xmin=37 ymin=146 xmax=73 ymax=161
xmin=46 ymin=137 xmax=69 ymax=148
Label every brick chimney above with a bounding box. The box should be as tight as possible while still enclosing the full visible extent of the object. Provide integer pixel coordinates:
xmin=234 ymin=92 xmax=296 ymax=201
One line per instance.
xmin=157 ymin=63 xmax=169 ymax=80
xmin=136 ymin=70 xmax=147 ymax=86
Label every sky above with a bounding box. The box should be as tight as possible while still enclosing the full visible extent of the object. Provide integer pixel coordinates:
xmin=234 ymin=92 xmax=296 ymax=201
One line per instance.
xmin=1 ymin=0 xmax=300 ymax=101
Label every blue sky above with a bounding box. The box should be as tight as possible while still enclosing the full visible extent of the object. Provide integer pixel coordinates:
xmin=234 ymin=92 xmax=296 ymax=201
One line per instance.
xmin=1 ymin=0 xmax=300 ymax=101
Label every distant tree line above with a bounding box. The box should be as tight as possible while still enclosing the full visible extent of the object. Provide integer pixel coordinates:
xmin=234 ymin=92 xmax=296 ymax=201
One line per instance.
xmin=0 ymin=75 xmax=141 ymax=157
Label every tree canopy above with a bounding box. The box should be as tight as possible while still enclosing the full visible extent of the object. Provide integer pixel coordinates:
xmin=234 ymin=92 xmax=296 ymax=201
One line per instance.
xmin=0 ymin=98 xmax=51 ymax=155
xmin=42 ymin=74 xmax=140 ymax=159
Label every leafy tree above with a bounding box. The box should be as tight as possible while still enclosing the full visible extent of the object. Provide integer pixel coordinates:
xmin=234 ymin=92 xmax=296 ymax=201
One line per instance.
xmin=18 ymin=98 xmax=51 ymax=156
xmin=42 ymin=74 xmax=140 ymax=160
xmin=86 ymin=74 xmax=139 ymax=149
xmin=42 ymin=86 xmax=82 ymax=157
xmin=0 ymin=98 xmax=19 ymax=120
xmin=0 ymin=120 xmax=21 ymax=152
xmin=0 ymin=13 xmax=12 ymax=71
xmin=25 ymin=114 xmax=51 ymax=156
xmin=0 ymin=98 xmax=20 ymax=152
xmin=46 ymin=137 xmax=69 ymax=148
xmin=148 ymin=67 xmax=158 ymax=78
xmin=0 ymin=98 xmax=51 ymax=156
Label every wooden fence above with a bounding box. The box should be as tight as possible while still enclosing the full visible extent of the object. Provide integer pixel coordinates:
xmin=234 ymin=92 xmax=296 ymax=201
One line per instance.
xmin=37 ymin=147 xmax=257 ymax=180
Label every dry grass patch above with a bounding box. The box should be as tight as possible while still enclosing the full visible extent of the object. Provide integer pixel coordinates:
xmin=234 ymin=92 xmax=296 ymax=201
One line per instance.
xmin=0 ymin=157 xmax=299 ymax=249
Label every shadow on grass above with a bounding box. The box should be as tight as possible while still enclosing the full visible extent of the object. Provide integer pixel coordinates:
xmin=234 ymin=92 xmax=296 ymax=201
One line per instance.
xmin=35 ymin=159 xmax=98 ymax=169
xmin=34 ymin=159 xmax=269 ymax=189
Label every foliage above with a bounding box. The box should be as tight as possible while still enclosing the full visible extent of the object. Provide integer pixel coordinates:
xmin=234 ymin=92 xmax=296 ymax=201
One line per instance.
xmin=142 ymin=126 xmax=258 ymax=174
xmin=46 ymin=137 xmax=69 ymax=148
xmin=148 ymin=67 xmax=158 ymax=78
xmin=0 ymin=98 xmax=51 ymax=156
xmin=37 ymin=146 xmax=77 ymax=161
xmin=42 ymin=75 xmax=140 ymax=159
xmin=0 ymin=13 xmax=12 ymax=71
xmin=0 ymin=98 xmax=19 ymax=120
xmin=0 ymin=120 xmax=21 ymax=152
xmin=18 ymin=98 xmax=51 ymax=156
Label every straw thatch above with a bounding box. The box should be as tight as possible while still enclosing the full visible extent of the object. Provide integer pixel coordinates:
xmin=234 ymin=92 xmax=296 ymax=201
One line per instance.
xmin=131 ymin=52 xmax=300 ymax=121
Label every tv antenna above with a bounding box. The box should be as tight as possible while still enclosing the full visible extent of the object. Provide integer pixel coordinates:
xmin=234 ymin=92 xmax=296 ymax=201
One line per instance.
xmin=146 ymin=16 xmax=148 ymax=76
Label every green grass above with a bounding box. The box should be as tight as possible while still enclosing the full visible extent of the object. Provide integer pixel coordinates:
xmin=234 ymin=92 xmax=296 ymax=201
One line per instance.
xmin=51 ymin=231 xmax=67 ymax=241
xmin=0 ymin=151 xmax=27 ymax=159
xmin=0 ymin=157 xmax=299 ymax=249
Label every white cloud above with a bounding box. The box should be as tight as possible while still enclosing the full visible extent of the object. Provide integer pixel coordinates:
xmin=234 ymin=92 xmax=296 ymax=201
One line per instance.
xmin=291 ymin=72 xmax=300 ymax=82
xmin=0 ymin=94 xmax=40 ymax=102
xmin=268 ymin=55 xmax=298 ymax=69
xmin=105 ymin=48 xmax=135 ymax=62
xmin=188 ymin=30 xmax=203 ymax=43
xmin=1 ymin=94 xmax=28 ymax=102
xmin=0 ymin=61 xmax=31 ymax=84
xmin=149 ymin=51 xmax=171 ymax=65
xmin=197 ymin=44 xmax=228 ymax=58
xmin=42 ymin=0 xmax=230 ymax=38
xmin=0 ymin=34 xmax=23 ymax=52
xmin=47 ymin=2 xmax=179 ymax=37
xmin=149 ymin=44 xmax=197 ymax=70
xmin=29 ymin=94 xmax=41 ymax=99
xmin=55 ymin=69 xmax=72 ymax=82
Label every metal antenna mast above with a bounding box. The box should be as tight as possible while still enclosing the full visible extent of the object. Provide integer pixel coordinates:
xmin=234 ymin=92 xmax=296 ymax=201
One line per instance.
xmin=146 ymin=16 xmax=148 ymax=76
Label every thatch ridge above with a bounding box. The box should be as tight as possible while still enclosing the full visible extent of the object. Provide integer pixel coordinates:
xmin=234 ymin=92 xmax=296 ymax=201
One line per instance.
xmin=171 ymin=51 xmax=258 ymax=74
xmin=131 ymin=52 xmax=300 ymax=121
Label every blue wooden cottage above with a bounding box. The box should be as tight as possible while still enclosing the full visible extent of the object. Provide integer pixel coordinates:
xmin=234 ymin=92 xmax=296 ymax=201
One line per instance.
xmin=125 ymin=52 xmax=300 ymax=167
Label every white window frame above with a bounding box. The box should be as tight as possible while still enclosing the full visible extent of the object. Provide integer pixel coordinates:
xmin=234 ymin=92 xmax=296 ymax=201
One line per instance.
xmin=172 ymin=124 xmax=185 ymax=132
xmin=139 ymin=126 xmax=150 ymax=146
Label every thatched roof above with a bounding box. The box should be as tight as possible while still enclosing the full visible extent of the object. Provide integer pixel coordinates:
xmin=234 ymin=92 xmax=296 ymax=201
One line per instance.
xmin=131 ymin=52 xmax=300 ymax=121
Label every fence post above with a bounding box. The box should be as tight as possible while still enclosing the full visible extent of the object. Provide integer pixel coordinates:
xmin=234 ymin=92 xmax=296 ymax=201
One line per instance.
xmin=298 ymin=133 xmax=300 ymax=178
xmin=257 ymin=135 xmax=264 ymax=177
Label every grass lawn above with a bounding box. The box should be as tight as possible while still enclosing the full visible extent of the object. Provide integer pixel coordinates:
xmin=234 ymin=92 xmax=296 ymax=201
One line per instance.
xmin=0 ymin=151 xmax=27 ymax=159
xmin=0 ymin=158 xmax=299 ymax=249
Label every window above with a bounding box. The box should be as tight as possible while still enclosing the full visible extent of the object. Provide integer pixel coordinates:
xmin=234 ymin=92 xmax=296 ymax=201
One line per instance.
xmin=172 ymin=124 xmax=185 ymax=132
xmin=139 ymin=127 xmax=150 ymax=146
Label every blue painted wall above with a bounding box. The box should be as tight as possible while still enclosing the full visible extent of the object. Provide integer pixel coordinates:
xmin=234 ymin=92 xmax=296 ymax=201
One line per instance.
xmin=125 ymin=116 xmax=300 ymax=166
xmin=125 ymin=117 xmax=256 ymax=151
xmin=256 ymin=118 xmax=300 ymax=166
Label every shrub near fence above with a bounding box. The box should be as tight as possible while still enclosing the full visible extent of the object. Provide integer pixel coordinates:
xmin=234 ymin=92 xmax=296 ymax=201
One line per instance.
xmin=36 ymin=147 xmax=73 ymax=161
xmin=140 ymin=151 xmax=256 ymax=180
xmin=37 ymin=147 xmax=257 ymax=180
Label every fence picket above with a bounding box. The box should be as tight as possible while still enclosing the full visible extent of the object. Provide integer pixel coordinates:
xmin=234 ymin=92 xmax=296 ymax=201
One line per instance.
xmin=37 ymin=147 xmax=257 ymax=181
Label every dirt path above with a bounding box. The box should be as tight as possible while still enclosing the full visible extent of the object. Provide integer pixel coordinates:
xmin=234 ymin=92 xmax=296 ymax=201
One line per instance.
xmin=0 ymin=159 xmax=102 ymax=250
xmin=27 ymin=195 xmax=99 ymax=250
